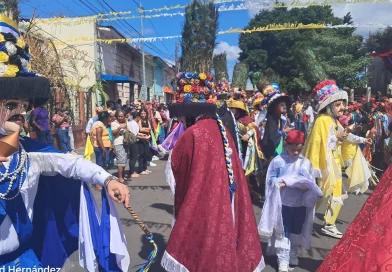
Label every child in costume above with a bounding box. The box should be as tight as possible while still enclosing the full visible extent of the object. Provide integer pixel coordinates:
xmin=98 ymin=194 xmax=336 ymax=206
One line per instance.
xmin=303 ymin=80 xmax=372 ymax=239
xmin=0 ymin=16 xmax=130 ymax=271
xmin=339 ymin=113 xmax=375 ymax=194
xmin=162 ymin=72 xmax=264 ymax=272
xmin=258 ymin=130 xmax=322 ymax=272
xmin=261 ymin=83 xmax=293 ymax=161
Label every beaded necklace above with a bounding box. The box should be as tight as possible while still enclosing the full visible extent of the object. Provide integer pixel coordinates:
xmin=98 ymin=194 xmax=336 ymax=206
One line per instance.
xmin=0 ymin=147 xmax=28 ymax=200
xmin=216 ymin=114 xmax=237 ymax=201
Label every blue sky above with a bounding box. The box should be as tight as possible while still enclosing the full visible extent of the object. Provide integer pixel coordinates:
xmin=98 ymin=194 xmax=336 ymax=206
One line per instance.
xmin=20 ymin=1 xmax=391 ymax=79
xmin=20 ymin=0 xmax=251 ymax=78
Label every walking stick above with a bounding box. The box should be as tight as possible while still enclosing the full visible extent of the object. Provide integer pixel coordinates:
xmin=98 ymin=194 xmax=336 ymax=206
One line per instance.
xmin=114 ymin=191 xmax=158 ymax=272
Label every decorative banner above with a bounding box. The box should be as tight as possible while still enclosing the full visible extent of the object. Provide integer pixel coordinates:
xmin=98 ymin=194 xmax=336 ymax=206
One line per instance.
xmin=51 ymin=23 xmax=390 ymax=46
xmin=34 ymin=0 xmax=390 ymax=26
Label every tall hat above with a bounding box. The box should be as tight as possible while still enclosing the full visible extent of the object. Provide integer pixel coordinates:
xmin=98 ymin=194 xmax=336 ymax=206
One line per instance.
xmin=226 ymin=89 xmax=248 ymax=113
xmin=252 ymin=91 xmax=264 ymax=109
xmin=313 ymin=80 xmax=347 ymax=113
xmin=215 ymin=81 xmax=231 ymax=101
xmin=0 ymin=15 xmax=50 ymax=103
xmin=169 ymin=72 xmax=216 ymax=118
xmin=261 ymin=82 xmax=290 ymax=109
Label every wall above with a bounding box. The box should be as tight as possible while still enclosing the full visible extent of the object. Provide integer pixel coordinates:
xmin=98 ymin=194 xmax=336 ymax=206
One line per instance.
xmin=97 ymin=27 xmax=143 ymax=102
xmin=35 ymin=19 xmax=97 ymax=88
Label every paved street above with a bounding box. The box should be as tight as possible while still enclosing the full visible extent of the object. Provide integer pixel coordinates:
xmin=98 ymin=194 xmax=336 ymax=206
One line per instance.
xmin=69 ymin=152 xmax=371 ymax=272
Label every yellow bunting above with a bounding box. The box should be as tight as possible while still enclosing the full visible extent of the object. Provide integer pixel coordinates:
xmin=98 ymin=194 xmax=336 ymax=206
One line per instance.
xmin=0 ymin=34 xmax=4 ymax=43
xmin=34 ymin=0 xmax=389 ymax=26
xmin=50 ymin=23 xmax=386 ymax=46
xmin=0 ymin=52 xmax=9 ymax=63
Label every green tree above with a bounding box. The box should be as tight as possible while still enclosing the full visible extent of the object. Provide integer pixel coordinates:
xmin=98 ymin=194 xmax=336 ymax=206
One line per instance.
xmin=239 ymin=6 xmax=368 ymax=93
xmin=232 ymin=62 xmax=249 ymax=90
xmin=365 ymin=27 xmax=392 ymax=72
xmin=213 ymin=53 xmax=229 ymax=82
xmin=180 ymin=0 xmax=218 ymax=73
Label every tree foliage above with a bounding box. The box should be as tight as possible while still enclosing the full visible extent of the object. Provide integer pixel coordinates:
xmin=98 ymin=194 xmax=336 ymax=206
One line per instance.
xmin=180 ymin=0 xmax=218 ymax=73
xmin=239 ymin=6 xmax=369 ymax=93
xmin=365 ymin=27 xmax=392 ymax=72
xmin=232 ymin=62 xmax=248 ymax=90
xmin=213 ymin=53 xmax=229 ymax=82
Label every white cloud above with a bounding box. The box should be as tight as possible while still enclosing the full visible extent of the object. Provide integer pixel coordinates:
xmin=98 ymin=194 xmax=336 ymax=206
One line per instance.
xmin=332 ymin=3 xmax=391 ymax=37
xmin=164 ymin=58 xmax=175 ymax=66
xmin=245 ymin=1 xmax=391 ymax=37
xmin=214 ymin=42 xmax=242 ymax=61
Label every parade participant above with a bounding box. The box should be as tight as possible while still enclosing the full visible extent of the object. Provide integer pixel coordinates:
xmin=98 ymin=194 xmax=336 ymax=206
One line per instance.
xmin=227 ymin=89 xmax=264 ymax=200
xmin=317 ymin=162 xmax=392 ymax=272
xmin=338 ymin=113 xmax=374 ymax=194
xmin=252 ymin=91 xmax=266 ymax=137
xmin=215 ymin=81 xmax=240 ymax=153
xmin=0 ymin=18 xmax=130 ymax=270
xmin=303 ymin=80 xmax=372 ymax=239
xmin=261 ymin=83 xmax=293 ymax=161
xmin=162 ymin=72 xmax=264 ymax=272
xmin=259 ymin=130 xmax=322 ymax=272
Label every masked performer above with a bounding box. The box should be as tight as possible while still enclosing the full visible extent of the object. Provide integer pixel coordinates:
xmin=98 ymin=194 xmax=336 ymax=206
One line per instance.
xmin=0 ymin=17 xmax=130 ymax=271
xmin=303 ymin=80 xmax=372 ymax=239
xmin=227 ymin=90 xmax=264 ymax=200
xmin=215 ymin=81 xmax=240 ymax=153
xmin=162 ymin=72 xmax=264 ymax=272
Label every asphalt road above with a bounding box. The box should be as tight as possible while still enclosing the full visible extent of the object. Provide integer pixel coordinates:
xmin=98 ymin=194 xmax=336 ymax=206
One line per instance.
xmin=65 ymin=153 xmax=371 ymax=272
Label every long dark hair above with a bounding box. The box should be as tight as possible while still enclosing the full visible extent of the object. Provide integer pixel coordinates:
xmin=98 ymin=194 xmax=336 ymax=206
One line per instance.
xmin=139 ymin=108 xmax=149 ymax=120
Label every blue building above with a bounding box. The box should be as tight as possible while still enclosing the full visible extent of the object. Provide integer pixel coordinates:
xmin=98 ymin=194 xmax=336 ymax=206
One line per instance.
xmin=153 ymin=56 xmax=175 ymax=103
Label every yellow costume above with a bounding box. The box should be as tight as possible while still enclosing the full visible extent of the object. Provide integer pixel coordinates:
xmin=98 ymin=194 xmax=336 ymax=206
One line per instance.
xmin=304 ymin=114 xmax=369 ymax=225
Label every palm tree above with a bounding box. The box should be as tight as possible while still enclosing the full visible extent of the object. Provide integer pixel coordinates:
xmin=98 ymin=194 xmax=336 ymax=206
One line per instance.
xmin=180 ymin=0 xmax=218 ymax=73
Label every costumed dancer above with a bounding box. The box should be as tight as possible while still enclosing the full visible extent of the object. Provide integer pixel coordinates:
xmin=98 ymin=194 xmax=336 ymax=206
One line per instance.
xmin=261 ymin=83 xmax=292 ymax=161
xmin=161 ymin=72 xmax=264 ymax=272
xmin=252 ymin=91 xmax=267 ymax=139
xmin=215 ymin=81 xmax=241 ymax=153
xmin=258 ymin=130 xmax=322 ymax=272
xmin=303 ymin=80 xmax=372 ymax=239
xmin=226 ymin=90 xmax=264 ymax=200
xmin=317 ymin=163 xmax=392 ymax=272
xmin=0 ymin=16 xmax=130 ymax=271
xmin=338 ymin=113 xmax=376 ymax=193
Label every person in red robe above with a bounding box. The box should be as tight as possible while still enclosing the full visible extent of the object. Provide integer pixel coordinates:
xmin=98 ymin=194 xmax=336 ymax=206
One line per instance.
xmin=161 ymin=72 xmax=264 ymax=272
xmin=317 ymin=163 xmax=392 ymax=272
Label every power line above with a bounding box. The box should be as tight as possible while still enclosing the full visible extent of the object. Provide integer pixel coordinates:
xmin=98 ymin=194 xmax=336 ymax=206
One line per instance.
xmin=96 ymin=0 xmax=173 ymax=59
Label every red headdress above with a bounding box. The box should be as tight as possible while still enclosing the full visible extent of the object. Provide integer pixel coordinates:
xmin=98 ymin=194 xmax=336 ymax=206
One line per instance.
xmin=285 ymin=130 xmax=305 ymax=144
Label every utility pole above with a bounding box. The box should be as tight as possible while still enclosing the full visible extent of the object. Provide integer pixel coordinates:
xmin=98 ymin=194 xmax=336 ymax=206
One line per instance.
xmin=140 ymin=2 xmax=147 ymax=101
xmin=175 ymin=42 xmax=179 ymax=73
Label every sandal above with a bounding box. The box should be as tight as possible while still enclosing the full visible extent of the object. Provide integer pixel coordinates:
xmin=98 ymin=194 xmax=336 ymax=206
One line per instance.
xmin=131 ymin=173 xmax=140 ymax=178
xmin=140 ymin=171 xmax=150 ymax=175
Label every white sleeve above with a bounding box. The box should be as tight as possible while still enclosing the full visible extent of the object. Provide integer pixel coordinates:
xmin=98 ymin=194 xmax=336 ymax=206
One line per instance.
xmin=247 ymin=129 xmax=255 ymax=137
xmin=30 ymin=152 xmax=111 ymax=186
xmin=345 ymin=133 xmax=366 ymax=144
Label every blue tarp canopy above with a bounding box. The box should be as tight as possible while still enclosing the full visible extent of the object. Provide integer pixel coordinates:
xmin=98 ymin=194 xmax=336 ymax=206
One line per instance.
xmin=100 ymin=74 xmax=141 ymax=84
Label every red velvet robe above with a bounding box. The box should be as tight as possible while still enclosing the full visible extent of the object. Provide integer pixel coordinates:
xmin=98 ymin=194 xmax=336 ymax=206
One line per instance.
xmin=318 ymin=163 xmax=392 ymax=272
xmin=164 ymin=118 xmax=263 ymax=271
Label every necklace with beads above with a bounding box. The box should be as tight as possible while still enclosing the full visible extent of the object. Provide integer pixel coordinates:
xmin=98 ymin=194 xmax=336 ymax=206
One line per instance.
xmin=0 ymin=147 xmax=28 ymax=200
